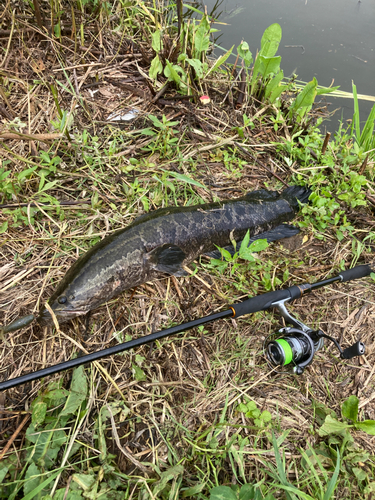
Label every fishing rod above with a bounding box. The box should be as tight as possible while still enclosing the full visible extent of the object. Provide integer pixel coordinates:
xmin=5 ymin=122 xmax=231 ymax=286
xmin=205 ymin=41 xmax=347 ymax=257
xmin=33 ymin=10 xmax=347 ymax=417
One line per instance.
xmin=0 ymin=263 xmax=372 ymax=391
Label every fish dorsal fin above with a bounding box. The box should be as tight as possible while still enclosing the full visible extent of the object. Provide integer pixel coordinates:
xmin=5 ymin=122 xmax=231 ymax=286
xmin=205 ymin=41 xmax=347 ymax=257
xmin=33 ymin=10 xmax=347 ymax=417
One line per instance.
xmin=243 ymin=189 xmax=279 ymax=202
xmin=146 ymin=244 xmax=187 ymax=277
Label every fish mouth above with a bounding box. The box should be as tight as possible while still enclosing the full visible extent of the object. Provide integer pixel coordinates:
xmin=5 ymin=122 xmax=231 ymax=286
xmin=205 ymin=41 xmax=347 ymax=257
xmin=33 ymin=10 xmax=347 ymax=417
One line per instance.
xmin=37 ymin=307 xmax=87 ymax=326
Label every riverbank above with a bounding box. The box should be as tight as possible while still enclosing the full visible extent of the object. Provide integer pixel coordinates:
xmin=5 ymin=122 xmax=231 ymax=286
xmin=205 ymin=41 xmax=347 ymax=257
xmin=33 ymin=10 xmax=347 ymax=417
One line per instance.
xmin=0 ymin=1 xmax=374 ymax=498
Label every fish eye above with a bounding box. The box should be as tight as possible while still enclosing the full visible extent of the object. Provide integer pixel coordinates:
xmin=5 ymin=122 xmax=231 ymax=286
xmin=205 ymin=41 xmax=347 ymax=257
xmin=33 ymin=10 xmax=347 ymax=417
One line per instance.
xmin=58 ymin=296 xmax=67 ymax=304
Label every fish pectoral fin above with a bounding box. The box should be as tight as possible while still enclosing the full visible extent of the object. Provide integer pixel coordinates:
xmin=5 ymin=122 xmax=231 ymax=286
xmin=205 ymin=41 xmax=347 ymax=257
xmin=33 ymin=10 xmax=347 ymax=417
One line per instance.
xmin=204 ymin=224 xmax=300 ymax=259
xmin=147 ymin=244 xmax=187 ymax=276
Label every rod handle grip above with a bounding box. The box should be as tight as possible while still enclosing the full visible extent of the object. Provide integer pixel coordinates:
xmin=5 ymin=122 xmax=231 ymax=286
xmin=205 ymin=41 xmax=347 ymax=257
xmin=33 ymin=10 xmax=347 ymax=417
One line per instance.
xmin=339 ymin=265 xmax=373 ymax=283
xmin=232 ymin=289 xmax=292 ymax=318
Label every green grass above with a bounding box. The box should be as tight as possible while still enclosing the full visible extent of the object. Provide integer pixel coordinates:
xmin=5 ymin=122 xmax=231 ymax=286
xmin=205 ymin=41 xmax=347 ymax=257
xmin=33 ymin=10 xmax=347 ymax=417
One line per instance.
xmin=0 ymin=1 xmax=375 ymax=499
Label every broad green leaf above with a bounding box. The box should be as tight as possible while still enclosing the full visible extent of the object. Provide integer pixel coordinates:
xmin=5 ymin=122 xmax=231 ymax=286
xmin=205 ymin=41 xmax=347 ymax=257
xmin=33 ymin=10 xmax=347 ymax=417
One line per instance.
xmin=32 ymin=401 xmax=47 ymax=426
xmin=259 ymin=23 xmax=282 ymax=58
xmin=135 ymin=354 xmax=145 ymax=366
xmin=289 ymin=78 xmax=318 ymax=118
xmin=237 ymin=403 xmax=248 ymax=413
xmin=269 ymin=84 xmax=288 ymax=103
xmin=101 ymin=402 xmax=129 ymax=422
xmin=0 ymin=453 xmax=18 ymax=486
xmin=341 ymin=395 xmax=359 ymax=422
xmin=0 ymin=221 xmax=8 ymax=234
xmin=181 ymin=482 xmax=205 ymax=497
xmin=258 ymin=55 xmax=281 ymax=79
xmin=45 ymin=388 xmax=69 ymax=406
xmin=26 ymin=422 xmax=68 ymax=467
xmin=245 ymin=400 xmax=257 ymax=412
xmin=239 ymin=484 xmax=256 ymax=500
xmin=210 ymin=259 xmax=228 ymax=272
xmin=53 ymin=487 xmax=84 ymax=500
xmin=0 ymin=463 xmax=9 ymax=484
xmin=355 ymin=420 xmax=375 ymax=435
xmin=149 ymin=55 xmax=163 ymax=80
xmin=237 ymin=248 xmax=255 ymax=262
xmin=186 ymin=58 xmax=205 ymax=78
xmin=194 ymin=18 xmax=210 ymax=57
xmin=247 ymin=408 xmax=260 ymax=418
xmin=153 ymin=464 xmax=184 ymax=497
xmin=164 ymin=60 xmax=181 ymax=85
xmin=132 ymin=364 xmax=146 ymax=382
xmin=23 ymin=463 xmax=41 ymax=496
xmin=60 ymin=366 xmax=88 ymax=416
xmin=220 ymin=248 xmax=233 ymax=261
xmin=151 ymin=30 xmax=162 ymax=52
xmin=209 ymin=485 xmax=237 ymax=500
xmin=148 ymin=114 xmax=163 ymax=128
xmin=250 ymin=56 xmax=262 ymax=89
xmin=72 ymin=473 xmax=96 ymax=491
xmin=39 ymin=180 xmax=58 ymax=193
xmin=206 ymin=44 xmax=235 ymax=77
xmin=318 ymin=415 xmax=351 ymax=436
xmin=364 ymin=482 xmax=375 ymax=495
xmin=18 ymin=166 xmax=37 ymax=181
xmin=260 ymin=410 xmax=272 ymax=423
xmin=140 ymin=127 xmax=156 ymax=136
xmin=237 ymin=41 xmax=253 ymax=67
xmin=239 ymin=230 xmax=251 ymax=255
xmin=264 ymin=70 xmax=284 ymax=99
xmin=352 ymin=466 xmax=367 ymax=482
xmin=248 ymin=238 xmax=268 ymax=253
xmin=316 ymin=85 xmax=340 ymax=96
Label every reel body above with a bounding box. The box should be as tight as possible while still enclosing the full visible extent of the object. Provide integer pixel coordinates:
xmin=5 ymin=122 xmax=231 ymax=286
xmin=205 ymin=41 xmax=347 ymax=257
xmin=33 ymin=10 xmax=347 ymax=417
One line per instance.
xmin=264 ymin=298 xmax=365 ymax=374
xmin=266 ymin=327 xmax=323 ymax=374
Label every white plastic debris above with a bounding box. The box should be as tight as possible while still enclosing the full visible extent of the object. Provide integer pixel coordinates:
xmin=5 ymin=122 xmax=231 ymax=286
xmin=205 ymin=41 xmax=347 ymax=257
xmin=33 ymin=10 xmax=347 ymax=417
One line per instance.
xmin=107 ymin=108 xmax=139 ymax=122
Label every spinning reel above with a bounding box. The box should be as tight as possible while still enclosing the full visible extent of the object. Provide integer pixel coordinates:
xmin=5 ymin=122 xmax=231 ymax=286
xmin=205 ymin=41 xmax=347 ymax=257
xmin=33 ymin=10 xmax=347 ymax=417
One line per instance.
xmin=264 ymin=298 xmax=366 ymax=374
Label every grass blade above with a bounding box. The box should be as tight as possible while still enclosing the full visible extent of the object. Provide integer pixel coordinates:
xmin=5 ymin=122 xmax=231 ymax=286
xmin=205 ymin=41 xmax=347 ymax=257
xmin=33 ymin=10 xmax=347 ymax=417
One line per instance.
xmin=359 ymin=104 xmax=375 ymax=150
xmin=323 ymin=450 xmax=340 ymax=500
xmin=352 ymin=81 xmax=361 ymax=142
xmin=272 ymin=432 xmax=298 ymax=500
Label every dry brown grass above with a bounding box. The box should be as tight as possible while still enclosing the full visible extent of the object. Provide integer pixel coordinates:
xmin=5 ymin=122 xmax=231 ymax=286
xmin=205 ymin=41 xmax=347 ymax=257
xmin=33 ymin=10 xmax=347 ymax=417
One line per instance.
xmin=0 ymin=1 xmax=374 ymax=498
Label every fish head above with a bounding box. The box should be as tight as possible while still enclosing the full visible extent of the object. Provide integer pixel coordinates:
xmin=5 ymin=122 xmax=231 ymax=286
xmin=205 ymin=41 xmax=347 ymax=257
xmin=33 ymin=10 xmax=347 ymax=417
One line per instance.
xmin=37 ymin=280 xmax=91 ymax=326
xmin=36 ymin=240 xmax=108 ymax=327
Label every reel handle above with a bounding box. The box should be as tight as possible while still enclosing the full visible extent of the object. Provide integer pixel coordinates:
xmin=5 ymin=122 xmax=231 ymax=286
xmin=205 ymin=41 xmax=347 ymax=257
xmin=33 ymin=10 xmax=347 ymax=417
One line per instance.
xmin=340 ymin=341 xmax=366 ymax=359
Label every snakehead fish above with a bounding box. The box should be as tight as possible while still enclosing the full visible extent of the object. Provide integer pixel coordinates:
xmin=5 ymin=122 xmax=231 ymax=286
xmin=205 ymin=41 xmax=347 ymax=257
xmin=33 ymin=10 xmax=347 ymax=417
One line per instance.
xmin=38 ymin=185 xmax=310 ymax=325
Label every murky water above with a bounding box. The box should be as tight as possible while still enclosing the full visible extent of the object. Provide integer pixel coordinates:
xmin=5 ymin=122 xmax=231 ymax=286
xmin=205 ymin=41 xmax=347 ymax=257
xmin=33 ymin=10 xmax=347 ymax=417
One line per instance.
xmin=199 ymin=0 xmax=375 ymax=131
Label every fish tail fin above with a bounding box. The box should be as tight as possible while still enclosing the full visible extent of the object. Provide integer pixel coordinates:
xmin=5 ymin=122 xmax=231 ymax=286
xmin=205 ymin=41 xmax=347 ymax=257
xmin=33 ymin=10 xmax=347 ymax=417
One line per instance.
xmin=281 ymin=185 xmax=312 ymax=209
